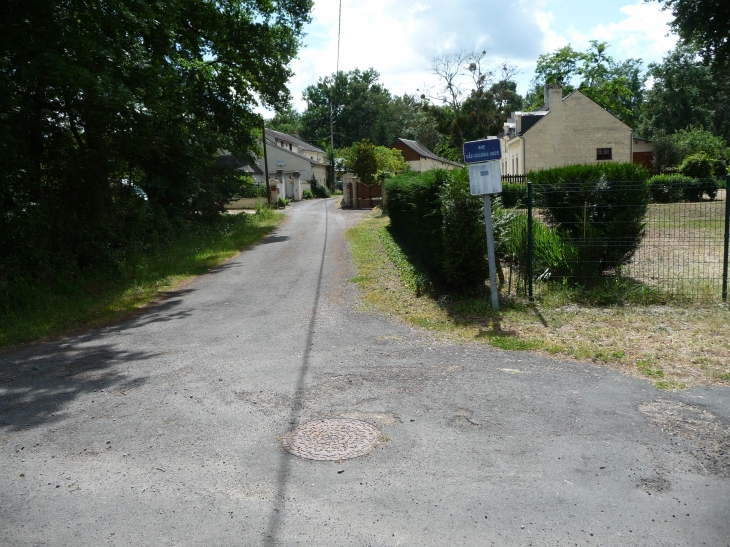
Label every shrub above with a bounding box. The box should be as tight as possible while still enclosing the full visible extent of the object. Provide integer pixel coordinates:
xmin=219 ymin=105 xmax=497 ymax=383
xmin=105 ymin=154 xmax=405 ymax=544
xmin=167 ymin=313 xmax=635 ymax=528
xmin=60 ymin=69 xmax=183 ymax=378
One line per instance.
xmin=277 ymin=197 xmax=289 ymax=207
xmin=648 ymin=174 xmax=718 ymax=202
xmin=528 ymin=163 xmax=649 ymax=280
xmin=648 ymin=174 xmax=697 ymax=203
xmin=439 ymin=169 xmax=488 ymax=288
xmin=385 ymin=170 xmax=447 ymax=279
xmin=302 ymin=189 xmax=314 ymax=199
xmin=678 ymin=151 xmax=714 ymax=179
xmin=500 ymin=182 xmax=527 ymax=208
xmin=310 ymin=176 xmax=330 ymax=198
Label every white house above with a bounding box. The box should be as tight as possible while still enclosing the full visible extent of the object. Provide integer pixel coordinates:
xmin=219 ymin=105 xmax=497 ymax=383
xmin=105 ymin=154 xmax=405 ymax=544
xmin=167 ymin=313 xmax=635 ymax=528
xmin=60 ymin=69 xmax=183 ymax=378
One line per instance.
xmin=253 ymin=129 xmax=329 ymax=199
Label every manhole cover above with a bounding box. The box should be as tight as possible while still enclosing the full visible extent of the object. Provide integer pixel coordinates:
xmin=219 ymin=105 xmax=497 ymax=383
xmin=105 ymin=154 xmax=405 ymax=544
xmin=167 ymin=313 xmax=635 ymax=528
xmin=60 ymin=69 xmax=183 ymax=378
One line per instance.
xmin=282 ymin=418 xmax=382 ymax=461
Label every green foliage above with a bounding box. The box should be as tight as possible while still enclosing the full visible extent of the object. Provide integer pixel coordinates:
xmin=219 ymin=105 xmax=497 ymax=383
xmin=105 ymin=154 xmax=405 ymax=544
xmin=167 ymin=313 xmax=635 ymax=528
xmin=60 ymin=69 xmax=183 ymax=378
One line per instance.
xmin=385 ymin=170 xmax=448 ymax=280
xmin=0 ymin=0 xmax=312 ymax=282
xmin=527 ymin=41 xmax=644 ymax=126
xmin=300 ymin=68 xmax=395 ymax=147
xmin=501 ymin=213 xmax=576 ymax=280
xmin=349 ymin=140 xmax=379 ymax=184
xmin=528 ymin=163 xmax=650 ymax=279
xmin=267 ymin=106 xmax=303 ymax=135
xmin=278 ymin=198 xmax=290 ymax=207
xmin=500 ymin=183 xmax=527 ymax=208
xmin=638 ymin=45 xmax=730 ymax=143
xmin=302 ymin=190 xmax=314 ymax=199
xmin=648 ymin=174 xmax=700 ymax=202
xmin=660 ymin=0 xmax=730 ymax=73
xmin=373 ymin=146 xmax=408 ymax=173
xmin=309 ymin=177 xmax=331 ymax=198
xmin=678 ymin=152 xmax=714 ymax=178
xmin=439 ymin=170 xmax=488 ymax=288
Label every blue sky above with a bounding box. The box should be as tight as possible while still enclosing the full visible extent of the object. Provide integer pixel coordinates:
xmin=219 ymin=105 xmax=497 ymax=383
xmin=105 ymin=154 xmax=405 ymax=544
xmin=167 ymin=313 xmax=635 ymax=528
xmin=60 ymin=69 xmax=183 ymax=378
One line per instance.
xmin=275 ymin=0 xmax=678 ymax=114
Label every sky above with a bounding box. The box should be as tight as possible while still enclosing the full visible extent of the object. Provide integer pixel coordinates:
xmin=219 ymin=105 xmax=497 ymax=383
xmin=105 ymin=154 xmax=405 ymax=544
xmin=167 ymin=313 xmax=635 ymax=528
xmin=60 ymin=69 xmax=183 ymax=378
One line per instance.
xmin=270 ymin=0 xmax=679 ymax=116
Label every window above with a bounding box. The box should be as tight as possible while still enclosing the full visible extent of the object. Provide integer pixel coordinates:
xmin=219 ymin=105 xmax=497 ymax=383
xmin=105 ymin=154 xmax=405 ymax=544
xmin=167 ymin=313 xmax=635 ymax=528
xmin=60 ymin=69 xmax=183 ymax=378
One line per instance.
xmin=597 ymin=147 xmax=612 ymax=160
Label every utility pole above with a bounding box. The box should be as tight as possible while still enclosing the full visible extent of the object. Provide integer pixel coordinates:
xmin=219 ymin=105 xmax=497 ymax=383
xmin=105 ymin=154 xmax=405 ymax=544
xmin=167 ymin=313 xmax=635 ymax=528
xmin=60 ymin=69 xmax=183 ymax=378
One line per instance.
xmin=262 ymin=119 xmax=271 ymax=206
xmin=329 ymin=102 xmax=335 ymax=191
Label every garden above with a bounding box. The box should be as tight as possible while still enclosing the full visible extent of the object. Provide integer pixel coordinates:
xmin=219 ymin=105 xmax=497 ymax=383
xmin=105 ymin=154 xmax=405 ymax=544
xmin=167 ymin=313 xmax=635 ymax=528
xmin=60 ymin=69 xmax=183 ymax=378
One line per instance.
xmin=346 ymin=162 xmax=729 ymax=390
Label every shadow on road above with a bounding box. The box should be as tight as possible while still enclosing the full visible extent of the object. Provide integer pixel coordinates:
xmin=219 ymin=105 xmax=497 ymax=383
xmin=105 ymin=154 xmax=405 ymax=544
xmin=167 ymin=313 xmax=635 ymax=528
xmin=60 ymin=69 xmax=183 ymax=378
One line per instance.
xmin=0 ymin=292 xmax=195 ymax=431
xmin=264 ymin=200 xmax=328 ymax=546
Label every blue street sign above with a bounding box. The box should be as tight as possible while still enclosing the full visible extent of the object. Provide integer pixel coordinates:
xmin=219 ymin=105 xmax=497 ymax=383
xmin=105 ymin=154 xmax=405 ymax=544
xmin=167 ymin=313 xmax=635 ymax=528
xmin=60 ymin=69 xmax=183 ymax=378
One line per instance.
xmin=463 ymin=138 xmax=501 ymax=164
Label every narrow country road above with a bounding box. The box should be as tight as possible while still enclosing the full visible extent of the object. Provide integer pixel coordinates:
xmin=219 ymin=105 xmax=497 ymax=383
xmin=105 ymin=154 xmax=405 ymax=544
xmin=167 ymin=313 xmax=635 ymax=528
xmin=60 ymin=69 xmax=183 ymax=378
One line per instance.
xmin=1 ymin=199 xmax=729 ymax=546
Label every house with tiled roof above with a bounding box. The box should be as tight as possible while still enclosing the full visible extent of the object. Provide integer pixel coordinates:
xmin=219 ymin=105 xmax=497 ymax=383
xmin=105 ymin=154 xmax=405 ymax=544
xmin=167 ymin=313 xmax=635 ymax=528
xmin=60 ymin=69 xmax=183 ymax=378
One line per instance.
xmin=499 ymin=85 xmax=635 ymax=175
xmin=391 ymin=139 xmax=463 ymax=172
xmin=252 ymin=129 xmax=328 ymax=199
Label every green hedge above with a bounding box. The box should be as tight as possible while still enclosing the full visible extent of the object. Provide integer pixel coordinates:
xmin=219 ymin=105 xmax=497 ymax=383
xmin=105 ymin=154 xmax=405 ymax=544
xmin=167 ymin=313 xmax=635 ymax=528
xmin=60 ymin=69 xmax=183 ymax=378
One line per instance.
xmin=501 ymin=182 xmax=527 ymax=208
xmin=528 ymin=163 xmax=650 ymax=279
xmin=385 ymin=170 xmax=447 ymax=280
xmin=648 ymin=174 xmax=719 ymax=202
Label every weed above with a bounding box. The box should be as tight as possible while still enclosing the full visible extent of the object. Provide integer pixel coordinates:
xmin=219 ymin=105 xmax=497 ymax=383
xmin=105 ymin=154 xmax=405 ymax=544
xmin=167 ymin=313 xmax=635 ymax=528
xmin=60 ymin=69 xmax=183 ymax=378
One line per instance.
xmin=489 ymin=336 xmax=542 ymax=351
xmin=637 ymin=357 xmax=665 ymax=378
xmin=655 ymin=379 xmax=687 ymax=390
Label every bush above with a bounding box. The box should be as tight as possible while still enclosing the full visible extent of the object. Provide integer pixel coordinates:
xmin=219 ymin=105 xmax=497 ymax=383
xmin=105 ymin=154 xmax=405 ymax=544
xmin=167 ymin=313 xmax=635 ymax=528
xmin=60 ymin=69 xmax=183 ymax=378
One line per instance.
xmin=385 ymin=170 xmax=447 ymax=280
xmin=310 ymin=176 xmax=330 ymax=198
xmin=678 ymin=151 xmax=714 ymax=179
xmin=648 ymin=174 xmax=718 ymax=202
xmin=500 ymin=182 xmax=527 ymax=208
xmin=302 ymin=189 xmax=314 ymax=199
xmin=528 ymin=163 xmax=649 ymax=280
xmin=277 ymin=197 xmax=289 ymax=207
xmin=439 ymin=169 xmax=488 ymax=288
xmin=648 ymin=174 xmax=697 ymax=202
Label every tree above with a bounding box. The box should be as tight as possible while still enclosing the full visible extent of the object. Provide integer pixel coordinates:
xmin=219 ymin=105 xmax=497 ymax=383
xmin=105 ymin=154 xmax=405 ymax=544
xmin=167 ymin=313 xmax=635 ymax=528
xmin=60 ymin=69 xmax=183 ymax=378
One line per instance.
xmin=268 ymin=106 xmax=302 ymax=134
xmin=300 ymin=69 xmax=394 ymax=148
xmin=0 ymin=0 xmax=312 ymax=277
xmin=656 ymin=0 xmax=730 ymax=72
xmin=349 ymin=140 xmax=378 ymax=184
xmin=637 ymin=45 xmax=730 ymax=142
xmin=526 ymin=42 xmax=644 ymax=126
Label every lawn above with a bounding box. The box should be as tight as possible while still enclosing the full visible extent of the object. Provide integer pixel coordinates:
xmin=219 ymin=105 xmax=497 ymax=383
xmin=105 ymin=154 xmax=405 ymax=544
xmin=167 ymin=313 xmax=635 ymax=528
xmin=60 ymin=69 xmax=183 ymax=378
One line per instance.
xmin=347 ymin=210 xmax=730 ymax=390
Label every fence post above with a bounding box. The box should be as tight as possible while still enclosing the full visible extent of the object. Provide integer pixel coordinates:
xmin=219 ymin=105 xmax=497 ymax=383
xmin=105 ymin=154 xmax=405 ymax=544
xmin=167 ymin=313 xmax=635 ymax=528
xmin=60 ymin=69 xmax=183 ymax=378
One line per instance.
xmin=723 ymin=174 xmax=730 ymax=302
xmin=527 ymin=181 xmax=534 ymax=301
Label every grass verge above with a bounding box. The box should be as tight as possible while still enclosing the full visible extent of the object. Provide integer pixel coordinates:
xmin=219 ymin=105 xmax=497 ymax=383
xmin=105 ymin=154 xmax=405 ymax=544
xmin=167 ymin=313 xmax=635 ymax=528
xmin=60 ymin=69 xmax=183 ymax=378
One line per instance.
xmin=347 ymin=210 xmax=729 ymax=390
xmin=0 ymin=209 xmax=284 ymax=349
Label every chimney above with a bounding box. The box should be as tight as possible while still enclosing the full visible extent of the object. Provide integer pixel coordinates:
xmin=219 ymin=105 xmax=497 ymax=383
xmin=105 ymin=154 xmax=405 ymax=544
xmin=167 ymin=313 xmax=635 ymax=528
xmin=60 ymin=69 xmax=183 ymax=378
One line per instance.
xmin=544 ymin=85 xmax=563 ymax=112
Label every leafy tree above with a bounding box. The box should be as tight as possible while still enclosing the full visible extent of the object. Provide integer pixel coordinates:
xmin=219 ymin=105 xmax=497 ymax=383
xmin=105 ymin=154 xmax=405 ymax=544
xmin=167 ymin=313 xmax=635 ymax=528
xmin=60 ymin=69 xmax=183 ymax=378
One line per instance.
xmin=0 ymin=0 xmax=312 ymax=278
xmin=349 ymin=139 xmax=378 ymax=184
xmin=300 ymin=69 xmax=394 ymax=148
xmin=637 ymin=45 xmax=730 ymax=142
xmin=267 ymin=106 xmax=302 ymax=135
xmin=656 ymin=0 xmax=730 ymax=73
xmin=372 ymin=147 xmax=408 ymax=174
xmin=527 ymin=42 xmax=643 ymax=126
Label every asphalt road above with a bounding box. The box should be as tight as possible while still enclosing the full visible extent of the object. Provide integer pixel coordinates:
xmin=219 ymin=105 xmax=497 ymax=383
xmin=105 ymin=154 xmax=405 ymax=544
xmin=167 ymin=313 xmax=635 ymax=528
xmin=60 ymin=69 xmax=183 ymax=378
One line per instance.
xmin=1 ymin=198 xmax=729 ymax=547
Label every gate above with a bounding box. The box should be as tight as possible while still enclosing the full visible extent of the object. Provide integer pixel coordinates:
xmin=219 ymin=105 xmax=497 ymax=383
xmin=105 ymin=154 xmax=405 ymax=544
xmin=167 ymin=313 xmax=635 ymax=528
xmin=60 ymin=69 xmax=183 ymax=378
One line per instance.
xmin=357 ymin=182 xmax=382 ymax=209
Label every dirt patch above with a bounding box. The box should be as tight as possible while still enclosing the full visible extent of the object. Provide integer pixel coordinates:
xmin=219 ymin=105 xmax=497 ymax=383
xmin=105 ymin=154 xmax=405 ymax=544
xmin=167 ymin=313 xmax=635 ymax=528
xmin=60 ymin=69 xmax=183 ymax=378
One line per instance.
xmin=638 ymin=399 xmax=730 ymax=478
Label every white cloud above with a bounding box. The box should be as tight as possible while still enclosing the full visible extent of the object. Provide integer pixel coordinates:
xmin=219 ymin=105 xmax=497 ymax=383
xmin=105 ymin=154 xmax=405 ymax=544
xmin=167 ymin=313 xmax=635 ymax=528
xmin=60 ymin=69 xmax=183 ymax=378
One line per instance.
xmin=271 ymin=0 xmax=679 ymax=117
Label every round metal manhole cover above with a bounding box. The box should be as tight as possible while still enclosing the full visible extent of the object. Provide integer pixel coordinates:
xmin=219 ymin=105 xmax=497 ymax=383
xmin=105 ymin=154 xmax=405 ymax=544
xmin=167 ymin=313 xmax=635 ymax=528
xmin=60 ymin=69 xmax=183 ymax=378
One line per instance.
xmin=282 ymin=418 xmax=382 ymax=461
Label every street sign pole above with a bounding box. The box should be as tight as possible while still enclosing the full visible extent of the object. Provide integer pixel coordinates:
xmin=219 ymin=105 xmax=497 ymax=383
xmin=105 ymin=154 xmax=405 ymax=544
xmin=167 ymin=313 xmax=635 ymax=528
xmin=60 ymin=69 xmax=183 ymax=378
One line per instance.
xmin=483 ymin=195 xmax=499 ymax=311
xmin=463 ymin=138 xmax=503 ymax=312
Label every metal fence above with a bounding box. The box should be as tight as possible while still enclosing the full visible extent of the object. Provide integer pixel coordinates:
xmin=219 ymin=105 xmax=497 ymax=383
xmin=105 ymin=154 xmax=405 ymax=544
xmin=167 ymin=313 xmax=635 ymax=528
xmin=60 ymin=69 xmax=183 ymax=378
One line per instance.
xmin=501 ymin=178 xmax=730 ymax=304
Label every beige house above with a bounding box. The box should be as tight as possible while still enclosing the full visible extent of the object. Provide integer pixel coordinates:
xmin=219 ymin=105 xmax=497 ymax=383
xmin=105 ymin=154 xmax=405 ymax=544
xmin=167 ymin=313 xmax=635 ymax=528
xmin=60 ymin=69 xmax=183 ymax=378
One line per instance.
xmin=392 ymin=139 xmax=463 ymax=172
xmin=500 ymin=85 xmax=634 ymax=175
xmin=253 ymin=129 xmax=328 ymax=199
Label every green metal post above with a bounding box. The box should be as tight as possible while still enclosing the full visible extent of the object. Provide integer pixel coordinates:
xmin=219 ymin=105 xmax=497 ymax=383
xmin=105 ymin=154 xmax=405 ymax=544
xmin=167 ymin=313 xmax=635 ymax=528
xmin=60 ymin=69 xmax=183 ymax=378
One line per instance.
xmin=722 ymin=174 xmax=730 ymax=302
xmin=527 ymin=181 xmax=534 ymax=301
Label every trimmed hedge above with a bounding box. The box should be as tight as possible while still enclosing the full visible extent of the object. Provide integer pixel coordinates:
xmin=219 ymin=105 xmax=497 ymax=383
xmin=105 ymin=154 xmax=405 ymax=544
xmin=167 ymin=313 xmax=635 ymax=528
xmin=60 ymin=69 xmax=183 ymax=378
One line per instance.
xmin=648 ymin=174 xmax=719 ymax=202
xmin=528 ymin=163 xmax=650 ymax=279
xmin=385 ymin=170 xmax=447 ymax=280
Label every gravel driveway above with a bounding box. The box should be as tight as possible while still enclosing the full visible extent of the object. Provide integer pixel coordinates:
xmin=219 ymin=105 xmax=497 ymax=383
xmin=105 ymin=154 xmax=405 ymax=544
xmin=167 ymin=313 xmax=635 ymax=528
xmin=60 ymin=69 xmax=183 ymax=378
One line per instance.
xmin=1 ymin=198 xmax=729 ymax=546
